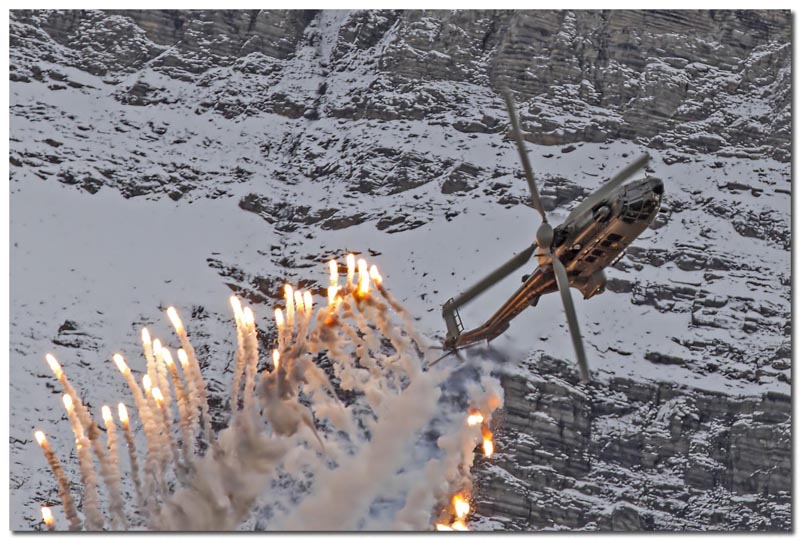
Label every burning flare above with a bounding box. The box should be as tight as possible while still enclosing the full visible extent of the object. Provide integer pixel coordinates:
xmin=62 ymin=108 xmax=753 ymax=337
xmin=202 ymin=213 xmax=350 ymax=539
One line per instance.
xmin=451 ymin=520 xmax=468 ymax=531
xmin=327 ymin=286 xmax=338 ymax=306
xmin=41 ymin=506 xmax=55 ymax=530
xmin=166 ymin=306 xmax=183 ymax=333
xmin=369 ymin=264 xmax=382 ymax=286
xmin=45 ymin=353 xmax=63 ymax=379
xmin=243 ymin=306 xmax=255 ymax=327
xmin=177 ymin=348 xmax=189 ymax=367
xmin=112 ymin=354 xmax=129 ymax=375
xmin=62 ymin=394 xmax=74 ymax=413
xmin=466 ymin=412 xmax=484 ymax=426
xmin=329 ymin=259 xmax=338 ymax=287
xmin=481 ymin=426 xmax=494 ymax=458
xmin=356 ymin=258 xmax=370 ymax=297
xmin=230 ymin=296 xmax=244 ymax=323
xmin=34 ymin=431 xmax=47 ymax=447
xmin=31 ymin=254 xmax=503 ymax=532
xmin=162 ymin=349 xmax=174 ymax=366
xmin=452 ymin=494 xmax=470 ymax=520
xmin=346 ymin=253 xmax=356 ymax=286
xmin=118 ymin=403 xmax=129 ymax=425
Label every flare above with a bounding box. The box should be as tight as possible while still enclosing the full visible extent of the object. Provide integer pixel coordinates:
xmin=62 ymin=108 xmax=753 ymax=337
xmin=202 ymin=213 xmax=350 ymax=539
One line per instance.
xmin=41 ymin=507 xmax=55 ymax=531
xmin=328 ymin=259 xmax=338 ymax=287
xmin=34 ymin=431 xmax=80 ymax=530
xmin=346 ymin=253 xmax=356 ymax=286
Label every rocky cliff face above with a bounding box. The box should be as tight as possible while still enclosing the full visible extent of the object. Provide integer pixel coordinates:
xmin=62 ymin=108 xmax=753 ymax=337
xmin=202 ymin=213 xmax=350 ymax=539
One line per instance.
xmin=10 ymin=9 xmax=791 ymax=531
xmin=475 ymin=355 xmax=790 ymax=530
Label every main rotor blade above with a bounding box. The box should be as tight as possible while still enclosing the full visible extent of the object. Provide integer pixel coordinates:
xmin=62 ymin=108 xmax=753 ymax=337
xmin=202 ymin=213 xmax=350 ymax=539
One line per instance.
xmin=502 ymin=90 xmax=547 ymax=223
xmin=566 ymin=152 xmax=651 ymax=223
xmin=447 ymin=243 xmax=537 ymax=311
xmin=550 ymin=252 xmax=591 ymax=383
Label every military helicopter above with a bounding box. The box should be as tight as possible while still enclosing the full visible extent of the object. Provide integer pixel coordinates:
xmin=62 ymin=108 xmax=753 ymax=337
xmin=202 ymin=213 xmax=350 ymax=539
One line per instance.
xmin=438 ymin=90 xmax=664 ymax=383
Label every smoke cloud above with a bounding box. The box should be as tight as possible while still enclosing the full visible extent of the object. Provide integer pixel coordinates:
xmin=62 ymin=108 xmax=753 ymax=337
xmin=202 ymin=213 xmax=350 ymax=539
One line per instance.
xmin=33 ymin=257 xmax=503 ymax=531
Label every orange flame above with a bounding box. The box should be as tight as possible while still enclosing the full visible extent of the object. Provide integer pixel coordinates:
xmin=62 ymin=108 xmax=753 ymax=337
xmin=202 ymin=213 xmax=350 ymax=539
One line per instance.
xmin=303 ymin=291 xmax=313 ymax=314
xmin=275 ymin=307 xmax=284 ymax=328
xmin=62 ymin=394 xmax=74 ymax=412
xmin=294 ymin=290 xmax=305 ymax=315
xmin=466 ymin=411 xmax=484 ymax=426
xmin=118 ymin=403 xmax=129 ymax=425
xmin=243 ymin=306 xmax=255 ymax=327
xmin=101 ymin=405 xmax=112 ymax=423
xmin=41 ymin=506 xmax=54 ymax=528
xmin=435 ymin=523 xmax=453 ymax=531
xmin=34 ymin=431 xmax=47 ymax=447
xmin=369 ymin=264 xmax=382 ymax=286
xmin=452 ymin=494 xmax=470 ymax=519
xmin=166 ymin=306 xmax=183 ymax=332
xmin=285 ymin=284 xmax=295 ymax=326
xmin=346 ymin=254 xmax=356 ymax=285
xmin=112 ymin=353 xmax=129 ymax=375
xmin=141 ymin=327 xmax=151 ymax=346
xmin=142 ymin=374 xmax=152 ymax=395
xmin=45 ymin=354 xmax=63 ymax=379
xmin=451 ymin=520 xmax=468 ymax=531
xmin=329 ymin=259 xmax=338 ymax=287
xmin=482 ymin=425 xmax=494 ymax=457
xmin=327 ymin=285 xmax=338 ymax=306
xmin=356 ymin=258 xmax=370 ymax=297
xmin=230 ymin=296 xmax=244 ymax=322
xmin=177 ymin=348 xmax=189 ymax=369
xmin=272 ymin=349 xmax=280 ymax=370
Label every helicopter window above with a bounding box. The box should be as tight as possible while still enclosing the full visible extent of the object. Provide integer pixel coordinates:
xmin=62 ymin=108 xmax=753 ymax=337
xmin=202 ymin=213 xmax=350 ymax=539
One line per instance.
xmin=608 ymin=233 xmax=623 ymax=242
xmin=622 ymin=217 xmax=636 ymax=224
xmin=628 ymin=201 xmax=645 ymax=212
xmin=600 ymin=239 xmax=612 ymax=247
xmin=585 ymin=255 xmax=597 ymax=263
xmin=591 ymin=249 xmax=604 ymax=257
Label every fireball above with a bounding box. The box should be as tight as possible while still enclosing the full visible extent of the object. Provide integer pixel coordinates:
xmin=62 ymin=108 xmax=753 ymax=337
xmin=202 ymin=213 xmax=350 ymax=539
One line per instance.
xmin=481 ymin=425 xmax=494 ymax=457
xmin=452 ymin=494 xmax=470 ymax=519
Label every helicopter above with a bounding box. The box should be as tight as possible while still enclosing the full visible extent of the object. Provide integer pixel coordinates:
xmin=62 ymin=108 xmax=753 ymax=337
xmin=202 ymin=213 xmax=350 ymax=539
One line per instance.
xmin=438 ymin=90 xmax=664 ymax=383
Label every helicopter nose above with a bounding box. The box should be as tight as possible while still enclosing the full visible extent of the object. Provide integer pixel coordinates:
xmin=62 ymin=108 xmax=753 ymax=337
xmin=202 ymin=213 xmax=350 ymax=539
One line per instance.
xmin=649 ymin=177 xmax=664 ymax=196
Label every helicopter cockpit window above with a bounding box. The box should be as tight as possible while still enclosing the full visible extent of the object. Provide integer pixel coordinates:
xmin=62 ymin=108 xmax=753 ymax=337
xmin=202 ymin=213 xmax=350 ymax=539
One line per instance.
xmin=622 ymin=198 xmax=655 ymax=223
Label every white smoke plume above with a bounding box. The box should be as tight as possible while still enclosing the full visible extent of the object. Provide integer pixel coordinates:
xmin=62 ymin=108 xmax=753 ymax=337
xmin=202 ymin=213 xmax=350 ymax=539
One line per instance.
xmin=32 ymin=257 xmax=503 ymax=531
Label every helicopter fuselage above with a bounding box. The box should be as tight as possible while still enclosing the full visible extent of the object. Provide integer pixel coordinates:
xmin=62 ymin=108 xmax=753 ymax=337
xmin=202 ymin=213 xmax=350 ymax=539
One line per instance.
xmin=445 ymin=176 xmax=664 ymax=349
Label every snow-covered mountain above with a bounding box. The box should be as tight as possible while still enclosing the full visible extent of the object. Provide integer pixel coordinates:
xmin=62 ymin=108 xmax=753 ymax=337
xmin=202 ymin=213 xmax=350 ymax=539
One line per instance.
xmin=10 ymin=10 xmax=791 ymax=531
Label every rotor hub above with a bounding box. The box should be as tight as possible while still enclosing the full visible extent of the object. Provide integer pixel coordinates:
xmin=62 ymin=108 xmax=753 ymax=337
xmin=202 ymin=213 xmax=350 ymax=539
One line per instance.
xmin=536 ymin=222 xmax=554 ymax=250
